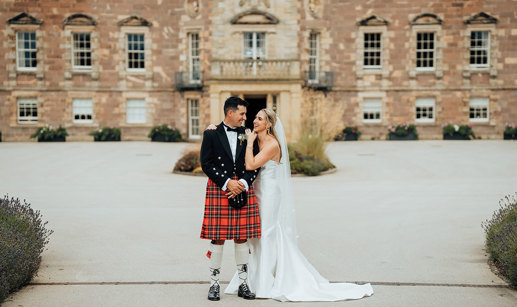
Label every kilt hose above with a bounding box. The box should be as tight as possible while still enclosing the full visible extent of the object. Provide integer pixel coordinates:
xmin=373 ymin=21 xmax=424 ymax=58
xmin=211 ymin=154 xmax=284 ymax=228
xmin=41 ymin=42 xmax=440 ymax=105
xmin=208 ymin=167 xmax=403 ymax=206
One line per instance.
xmin=200 ymin=175 xmax=261 ymax=240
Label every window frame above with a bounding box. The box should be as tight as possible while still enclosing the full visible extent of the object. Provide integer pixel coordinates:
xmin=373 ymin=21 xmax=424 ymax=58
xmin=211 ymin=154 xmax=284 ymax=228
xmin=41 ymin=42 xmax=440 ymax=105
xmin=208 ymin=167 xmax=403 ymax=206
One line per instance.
xmin=416 ymin=31 xmax=436 ymax=71
xmin=188 ymin=98 xmax=201 ymax=139
xmin=469 ymin=98 xmax=489 ymax=123
xmin=126 ymin=33 xmax=146 ymax=72
xmin=126 ymin=99 xmax=147 ymax=124
xmin=17 ymin=97 xmax=38 ymax=124
xmin=243 ymin=32 xmax=266 ymax=60
xmin=308 ymin=32 xmax=319 ymax=82
xmin=469 ymin=31 xmax=490 ymax=70
xmin=189 ymin=32 xmax=201 ymax=83
xmin=72 ymin=98 xmax=93 ymax=123
xmin=362 ymin=98 xmax=382 ymax=123
xmin=363 ymin=32 xmax=382 ymax=70
xmin=71 ymin=32 xmax=93 ymax=71
xmin=16 ymin=31 xmax=37 ymax=71
xmin=415 ymin=97 xmax=436 ymax=123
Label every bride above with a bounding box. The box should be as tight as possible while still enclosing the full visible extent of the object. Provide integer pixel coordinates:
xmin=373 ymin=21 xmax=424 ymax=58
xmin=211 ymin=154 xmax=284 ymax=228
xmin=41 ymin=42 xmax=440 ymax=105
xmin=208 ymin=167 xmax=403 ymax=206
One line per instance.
xmin=209 ymin=108 xmax=373 ymax=302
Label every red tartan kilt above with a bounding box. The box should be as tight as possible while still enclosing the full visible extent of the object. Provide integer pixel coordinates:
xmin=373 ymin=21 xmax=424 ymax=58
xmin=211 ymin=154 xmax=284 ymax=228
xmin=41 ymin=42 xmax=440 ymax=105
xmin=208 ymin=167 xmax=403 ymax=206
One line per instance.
xmin=200 ymin=176 xmax=261 ymax=240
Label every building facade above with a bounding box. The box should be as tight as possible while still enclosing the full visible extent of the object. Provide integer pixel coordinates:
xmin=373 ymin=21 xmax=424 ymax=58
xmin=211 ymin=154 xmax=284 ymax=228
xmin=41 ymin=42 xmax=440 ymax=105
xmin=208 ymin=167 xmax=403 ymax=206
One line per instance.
xmin=1 ymin=0 xmax=516 ymax=141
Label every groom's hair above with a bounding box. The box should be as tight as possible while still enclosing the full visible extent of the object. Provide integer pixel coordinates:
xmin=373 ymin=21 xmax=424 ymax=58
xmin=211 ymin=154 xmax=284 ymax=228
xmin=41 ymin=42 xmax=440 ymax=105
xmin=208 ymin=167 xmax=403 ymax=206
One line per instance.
xmin=224 ymin=96 xmax=248 ymax=115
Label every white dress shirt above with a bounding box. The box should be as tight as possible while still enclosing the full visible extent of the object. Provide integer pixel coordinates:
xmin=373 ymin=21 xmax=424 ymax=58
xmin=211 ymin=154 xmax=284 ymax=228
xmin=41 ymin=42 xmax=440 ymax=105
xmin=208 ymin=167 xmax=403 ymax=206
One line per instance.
xmin=221 ymin=121 xmax=249 ymax=192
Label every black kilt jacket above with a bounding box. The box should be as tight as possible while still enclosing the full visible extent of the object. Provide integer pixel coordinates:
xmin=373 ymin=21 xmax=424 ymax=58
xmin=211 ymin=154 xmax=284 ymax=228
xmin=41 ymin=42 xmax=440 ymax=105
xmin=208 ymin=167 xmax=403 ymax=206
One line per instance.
xmin=200 ymin=122 xmax=260 ymax=188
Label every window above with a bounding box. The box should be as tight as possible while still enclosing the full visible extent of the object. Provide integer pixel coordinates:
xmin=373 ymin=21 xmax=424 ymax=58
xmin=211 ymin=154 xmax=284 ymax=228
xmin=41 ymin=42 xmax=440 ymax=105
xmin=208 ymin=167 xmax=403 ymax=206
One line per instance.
xmin=416 ymin=32 xmax=435 ymax=70
xmin=127 ymin=34 xmax=145 ymax=71
xmin=243 ymin=32 xmax=265 ymax=59
xmin=73 ymin=99 xmax=93 ymax=123
xmin=72 ymin=33 xmax=92 ymax=70
xmin=364 ymin=33 xmax=381 ymax=69
xmin=469 ymin=98 xmax=489 ymax=122
xmin=470 ymin=31 xmax=489 ymax=68
xmin=189 ymin=33 xmax=200 ymax=82
xmin=126 ymin=99 xmax=146 ymax=123
xmin=415 ymin=98 xmax=435 ymax=122
xmin=308 ymin=33 xmax=319 ymax=81
xmin=362 ymin=98 xmax=382 ymax=123
xmin=16 ymin=32 xmax=37 ymax=70
xmin=188 ymin=98 xmax=200 ymax=138
xmin=18 ymin=98 xmax=38 ymax=123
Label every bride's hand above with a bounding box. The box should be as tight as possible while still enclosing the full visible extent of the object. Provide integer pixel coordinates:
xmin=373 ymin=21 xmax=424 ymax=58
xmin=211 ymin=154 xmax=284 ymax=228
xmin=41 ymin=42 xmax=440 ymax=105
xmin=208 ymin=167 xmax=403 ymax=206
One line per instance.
xmin=205 ymin=124 xmax=217 ymax=131
xmin=245 ymin=129 xmax=257 ymax=142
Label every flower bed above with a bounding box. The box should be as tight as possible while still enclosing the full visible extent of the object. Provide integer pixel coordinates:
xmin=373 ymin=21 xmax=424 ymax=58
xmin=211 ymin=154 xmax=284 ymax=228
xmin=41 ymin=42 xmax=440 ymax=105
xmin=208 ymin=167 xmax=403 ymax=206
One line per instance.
xmin=387 ymin=123 xmax=418 ymax=140
xmin=89 ymin=127 xmax=121 ymax=141
xmin=482 ymin=193 xmax=517 ymax=287
xmin=443 ymin=124 xmax=475 ymax=140
xmin=149 ymin=125 xmax=182 ymax=142
xmin=30 ymin=125 xmax=68 ymax=142
xmin=334 ymin=126 xmax=361 ymax=141
xmin=0 ymin=196 xmax=53 ymax=303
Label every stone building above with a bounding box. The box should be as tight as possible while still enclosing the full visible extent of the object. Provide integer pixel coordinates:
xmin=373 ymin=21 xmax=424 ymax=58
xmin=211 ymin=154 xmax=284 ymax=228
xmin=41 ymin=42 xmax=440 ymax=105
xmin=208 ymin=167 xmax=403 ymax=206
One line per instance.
xmin=0 ymin=0 xmax=516 ymax=141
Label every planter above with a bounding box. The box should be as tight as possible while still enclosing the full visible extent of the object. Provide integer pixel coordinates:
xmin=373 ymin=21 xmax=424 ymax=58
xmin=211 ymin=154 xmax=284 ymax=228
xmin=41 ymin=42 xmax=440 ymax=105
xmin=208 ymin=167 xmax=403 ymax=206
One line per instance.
xmin=151 ymin=134 xmax=177 ymax=142
xmin=38 ymin=136 xmax=66 ymax=142
xmin=388 ymin=132 xmax=418 ymax=141
xmin=443 ymin=133 xmax=471 ymax=140
xmin=344 ymin=133 xmax=358 ymax=141
xmin=94 ymin=136 xmax=120 ymax=142
xmin=504 ymin=133 xmax=517 ymax=140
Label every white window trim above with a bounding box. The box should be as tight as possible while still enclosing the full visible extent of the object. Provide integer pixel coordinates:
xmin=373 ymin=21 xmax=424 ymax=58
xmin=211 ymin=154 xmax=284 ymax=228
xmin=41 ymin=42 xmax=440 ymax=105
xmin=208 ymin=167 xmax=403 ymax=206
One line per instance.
xmin=188 ymin=98 xmax=201 ymax=139
xmin=242 ymin=32 xmax=267 ymax=59
xmin=415 ymin=98 xmax=436 ymax=123
xmin=469 ymin=98 xmax=489 ymax=123
xmin=469 ymin=31 xmax=490 ymax=70
xmin=16 ymin=31 xmax=37 ymax=72
xmin=415 ymin=31 xmax=436 ymax=72
xmin=17 ymin=98 xmax=38 ymax=124
xmin=126 ymin=33 xmax=146 ymax=73
xmin=71 ymin=32 xmax=92 ymax=71
xmin=308 ymin=32 xmax=319 ymax=83
xmin=189 ymin=33 xmax=201 ymax=83
xmin=363 ymin=32 xmax=382 ymax=70
xmin=126 ymin=99 xmax=146 ymax=124
xmin=72 ymin=98 xmax=93 ymax=123
xmin=362 ymin=98 xmax=382 ymax=123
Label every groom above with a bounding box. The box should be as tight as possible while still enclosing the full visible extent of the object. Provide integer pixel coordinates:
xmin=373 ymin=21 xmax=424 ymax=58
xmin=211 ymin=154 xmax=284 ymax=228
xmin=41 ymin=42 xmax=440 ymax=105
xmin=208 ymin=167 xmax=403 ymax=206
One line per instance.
xmin=200 ymin=96 xmax=261 ymax=301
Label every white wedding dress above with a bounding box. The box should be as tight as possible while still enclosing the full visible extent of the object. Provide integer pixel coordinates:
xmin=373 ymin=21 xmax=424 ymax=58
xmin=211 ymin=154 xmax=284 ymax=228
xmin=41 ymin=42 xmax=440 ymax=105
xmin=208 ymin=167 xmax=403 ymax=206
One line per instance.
xmin=225 ymin=118 xmax=373 ymax=301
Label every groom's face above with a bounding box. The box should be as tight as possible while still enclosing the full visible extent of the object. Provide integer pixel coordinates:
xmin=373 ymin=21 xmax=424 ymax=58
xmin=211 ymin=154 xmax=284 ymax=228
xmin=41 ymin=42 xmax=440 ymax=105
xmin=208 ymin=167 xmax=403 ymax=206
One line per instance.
xmin=228 ymin=105 xmax=247 ymax=127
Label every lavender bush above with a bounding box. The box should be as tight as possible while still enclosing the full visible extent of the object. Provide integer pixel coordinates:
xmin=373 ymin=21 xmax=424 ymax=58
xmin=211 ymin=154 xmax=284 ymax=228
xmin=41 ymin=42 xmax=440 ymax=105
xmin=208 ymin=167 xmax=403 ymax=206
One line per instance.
xmin=0 ymin=196 xmax=53 ymax=302
xmin=482 ymin=193 xmax=517 ymax=287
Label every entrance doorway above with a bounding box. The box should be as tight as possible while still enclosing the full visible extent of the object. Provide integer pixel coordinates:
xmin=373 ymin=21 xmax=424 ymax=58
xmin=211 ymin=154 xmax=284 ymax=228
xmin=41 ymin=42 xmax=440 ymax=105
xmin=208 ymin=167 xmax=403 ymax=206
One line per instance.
xmin=244 ymin=95 xmax=267 ymax=130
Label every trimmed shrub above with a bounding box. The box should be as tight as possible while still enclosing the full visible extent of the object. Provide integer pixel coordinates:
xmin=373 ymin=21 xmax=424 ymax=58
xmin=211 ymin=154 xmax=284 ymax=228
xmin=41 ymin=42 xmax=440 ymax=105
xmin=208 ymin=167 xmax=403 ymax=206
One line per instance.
xmin=148 ymin=125 xmax=182 ymax=142
xmin=89 ymin=127 xmax=121 ymax=141
xmin=173 ymin=149 xmax=201 ymax=172
xmin=443 ymin=124 xmax=476 ymax=139
xmin=387 ymin=123 xmax=418 ymax=138
xmin=482 ymin=193 xmax=517 ymax=287
xmin=288 ymin=145 xmax=335 ymax=176
xmin=30 ymin=125 xmax=68 ymax=141
xmin=0 ymin=196 xmax=53 ymax=303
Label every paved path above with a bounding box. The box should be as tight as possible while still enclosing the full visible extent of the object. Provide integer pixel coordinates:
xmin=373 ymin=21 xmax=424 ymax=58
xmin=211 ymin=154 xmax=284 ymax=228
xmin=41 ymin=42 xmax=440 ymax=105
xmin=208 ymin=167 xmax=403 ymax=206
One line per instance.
xmin=1 ymin=141 xmax=516 ymax=306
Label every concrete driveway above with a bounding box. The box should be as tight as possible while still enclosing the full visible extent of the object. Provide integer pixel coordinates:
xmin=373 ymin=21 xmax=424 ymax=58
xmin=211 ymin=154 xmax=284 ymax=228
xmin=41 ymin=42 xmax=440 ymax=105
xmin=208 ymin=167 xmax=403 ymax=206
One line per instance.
xmin=1 ymin=140 xmax=516 ymax=306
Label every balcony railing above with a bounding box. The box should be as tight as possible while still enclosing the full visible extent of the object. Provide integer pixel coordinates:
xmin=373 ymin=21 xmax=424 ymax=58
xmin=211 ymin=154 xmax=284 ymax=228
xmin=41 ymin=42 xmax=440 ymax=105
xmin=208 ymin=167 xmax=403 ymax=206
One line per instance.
xmin=304 ymin=71 xmax=334 ymax=90
xmin=211 ymin=59 xmax=300 ymax=80
xmin=174 ymin=71 xmax=203 ymax=91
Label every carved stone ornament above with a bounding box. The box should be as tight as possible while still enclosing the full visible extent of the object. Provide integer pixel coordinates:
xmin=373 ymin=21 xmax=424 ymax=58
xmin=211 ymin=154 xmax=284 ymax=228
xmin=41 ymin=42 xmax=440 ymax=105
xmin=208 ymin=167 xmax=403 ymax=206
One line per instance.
xmin=64 ymin=14 xmax=97 ymax=27
xmin=117 ymin=16 xmax=152 ymax=27
xmin=464 ymin=12 xmax=498 ymax=25
xmin=8 ymin=12 xmax=43 ymax=25
xmin=186 ymin=0 xmax=200 ymax=18
xmin=231 ymin=9 xmax=279 ymax=24
xmin=358 ymin=15 xmax=389 ymax=26
xmin=239 ymin=0 xmax=270 ymax=9
xmin=410 ymin=13 xmax=443 ymax=25
xmin=307 ymin=0 xmax=323 ymax=19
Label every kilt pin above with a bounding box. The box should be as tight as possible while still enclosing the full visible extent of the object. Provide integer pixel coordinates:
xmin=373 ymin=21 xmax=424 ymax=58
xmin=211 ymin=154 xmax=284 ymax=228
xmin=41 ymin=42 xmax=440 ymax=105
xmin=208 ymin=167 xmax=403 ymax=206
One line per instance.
xmin=200 ymin=123 xmax=261 ymax=241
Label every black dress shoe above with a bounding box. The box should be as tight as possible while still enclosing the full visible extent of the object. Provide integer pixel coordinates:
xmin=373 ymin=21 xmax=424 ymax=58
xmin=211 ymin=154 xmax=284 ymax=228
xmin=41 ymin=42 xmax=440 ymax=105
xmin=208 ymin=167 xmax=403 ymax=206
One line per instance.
xmin=208 ymin=284 xmax=220 ymax=301
xmin=238 ymin=283 xmax=256 ymax=300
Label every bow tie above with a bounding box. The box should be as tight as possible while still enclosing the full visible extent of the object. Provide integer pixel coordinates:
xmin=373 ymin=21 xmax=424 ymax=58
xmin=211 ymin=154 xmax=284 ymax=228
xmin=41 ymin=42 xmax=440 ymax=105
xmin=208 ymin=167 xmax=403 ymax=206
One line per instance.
xmin=223 ymin=124 xmax=239 ymax=133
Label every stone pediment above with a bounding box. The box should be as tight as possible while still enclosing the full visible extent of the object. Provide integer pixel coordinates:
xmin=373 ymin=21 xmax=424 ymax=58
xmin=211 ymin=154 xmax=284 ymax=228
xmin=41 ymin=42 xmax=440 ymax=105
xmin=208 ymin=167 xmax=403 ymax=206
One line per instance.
xmin=64 ymin=14 xmax=97 ymax=26
xmin=118 ymin=16 xmax=152 ymax=27
xmin=7 ymin=12 xmax=43 ymax=25
xmin=358 ymin=15 xmax=389 ymax=26
xmin=230 ymin=9 xmax=279 ymax=24
xmin=464 ymin=12 xmax=498 ymax=24
xmin=411 ymin=13 xmax=443 ymax=25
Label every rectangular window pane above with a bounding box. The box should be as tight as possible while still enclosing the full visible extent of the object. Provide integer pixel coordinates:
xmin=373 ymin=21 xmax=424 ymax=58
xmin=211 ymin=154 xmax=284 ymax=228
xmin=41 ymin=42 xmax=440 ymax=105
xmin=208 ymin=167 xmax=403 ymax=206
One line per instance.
xmin=189 ymin=33 xmax=200 ymax=81
xmin=415 ymin=98 xmax=435 ymax=122
xmin=416 ymin=32 xmax=434 ymax=69
xmin=189 ymin=99 xmax=200 ymax=138
xmin=72 ymin=33 xmax=92 ymax=69
xmin=364 ymin=33 xmax=381 ymax=69
xmin=127 ymin=99 xmax=146 ymax=123
xmin=469 ymin=98 xmax=489 ymax=122
xmin=17 ymin=32 xmax=37 ymax=69
xmin=363 ymin=98 xmax=382 ymax=123
xmin=470 ymin=31 xmax=489 ymax=68
xmin=309 ymin=33 xmax=319 ymax=81
xmin=18 ymin=98 xmax=38 ymax=123
xmin=127 ymin=34 xmax=145 ymax=70
xmin=73 ymin=99 xmax=93 ymax=122
xmin=243 ymin=32 xmax=266 ymax=59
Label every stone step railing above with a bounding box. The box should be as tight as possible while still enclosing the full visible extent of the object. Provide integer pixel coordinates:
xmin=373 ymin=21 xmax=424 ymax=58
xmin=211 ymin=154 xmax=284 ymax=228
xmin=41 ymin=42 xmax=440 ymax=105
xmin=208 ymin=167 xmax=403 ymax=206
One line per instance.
xmin=211 ymin=59 xmax=300 ymax=80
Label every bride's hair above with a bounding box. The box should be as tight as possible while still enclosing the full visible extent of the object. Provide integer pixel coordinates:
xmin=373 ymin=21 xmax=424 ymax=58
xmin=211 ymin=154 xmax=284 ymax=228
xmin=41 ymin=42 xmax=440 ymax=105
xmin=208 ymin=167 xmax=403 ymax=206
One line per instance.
xmin=259 ymin=108 xmax=282 ymax=160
